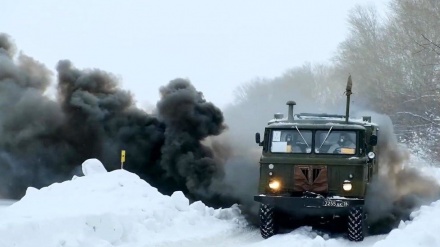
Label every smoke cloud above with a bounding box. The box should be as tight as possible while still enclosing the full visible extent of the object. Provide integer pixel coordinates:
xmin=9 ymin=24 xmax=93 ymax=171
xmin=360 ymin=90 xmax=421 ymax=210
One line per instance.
xmin=364 ymin=113 xmax=440 ymax=234
xmin=156 ymin=79 xmax=227 ymax=197
xmin=0 ymin=34 xmax=235 ymax=208
xmin=0 ymin=41 xmax=341 ymax=220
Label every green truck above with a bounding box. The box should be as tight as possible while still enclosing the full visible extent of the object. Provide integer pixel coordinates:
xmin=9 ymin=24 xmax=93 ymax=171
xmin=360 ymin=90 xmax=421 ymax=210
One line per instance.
xmin=254 ymin=76 xmax=378 ymax=241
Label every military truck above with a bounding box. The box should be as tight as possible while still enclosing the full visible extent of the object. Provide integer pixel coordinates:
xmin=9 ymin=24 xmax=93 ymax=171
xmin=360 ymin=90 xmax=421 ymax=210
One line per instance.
xmin=254 ymin=76 xmax=378 ymax=241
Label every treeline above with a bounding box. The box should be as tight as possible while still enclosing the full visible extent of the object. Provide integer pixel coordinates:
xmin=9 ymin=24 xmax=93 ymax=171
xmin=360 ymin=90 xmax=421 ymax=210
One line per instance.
xmin=225 ymin=0 xmax=440 ymax=162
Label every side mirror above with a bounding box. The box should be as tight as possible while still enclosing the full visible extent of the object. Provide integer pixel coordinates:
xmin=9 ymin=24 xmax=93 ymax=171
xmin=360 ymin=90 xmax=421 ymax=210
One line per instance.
xmin=369 ymin=135 xmax=377 ymax=146
xmin=255 ymin=133 xmax=261 ymax=144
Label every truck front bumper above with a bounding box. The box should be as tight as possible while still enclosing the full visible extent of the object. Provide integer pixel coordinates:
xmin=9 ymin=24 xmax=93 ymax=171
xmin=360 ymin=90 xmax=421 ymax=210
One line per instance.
xmin=254 ymin=194 xmax=364 ymax=216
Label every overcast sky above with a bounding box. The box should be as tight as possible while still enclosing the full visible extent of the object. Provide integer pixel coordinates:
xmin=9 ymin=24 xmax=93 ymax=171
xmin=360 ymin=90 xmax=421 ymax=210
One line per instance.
xmin=1 ymin=0 xmax=389 ymax=109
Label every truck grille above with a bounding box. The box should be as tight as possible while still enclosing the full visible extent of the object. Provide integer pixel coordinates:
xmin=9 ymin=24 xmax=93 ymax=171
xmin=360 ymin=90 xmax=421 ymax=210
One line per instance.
xmin=294 ymin=165 xmax=328 ymax=193
xmin=300 ymin=168 xmax=322 ymax=182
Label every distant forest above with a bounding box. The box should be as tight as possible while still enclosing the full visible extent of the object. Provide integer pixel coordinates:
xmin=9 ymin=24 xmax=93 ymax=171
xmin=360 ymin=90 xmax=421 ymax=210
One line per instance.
xmin=224 ymin=0 xmax=440 ymax=163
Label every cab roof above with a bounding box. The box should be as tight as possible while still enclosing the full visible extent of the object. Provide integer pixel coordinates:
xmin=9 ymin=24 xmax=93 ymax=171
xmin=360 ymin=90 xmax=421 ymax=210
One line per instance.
xmin=266 ymin=113 xmax=378 ymax=130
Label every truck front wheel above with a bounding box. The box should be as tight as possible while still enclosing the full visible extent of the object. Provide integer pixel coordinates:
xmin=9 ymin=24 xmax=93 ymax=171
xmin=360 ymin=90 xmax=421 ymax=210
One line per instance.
xmin=259 ymin=204 xmax=277 ymax=239
xmin=348 ymin=206 xmax=365 ymax=241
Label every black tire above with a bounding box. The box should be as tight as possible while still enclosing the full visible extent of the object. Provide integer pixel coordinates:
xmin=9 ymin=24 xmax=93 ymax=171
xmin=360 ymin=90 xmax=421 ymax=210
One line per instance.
xmin=260 ymin=204 xmax=276 ymax=239
xmin=348 ymin=206 xmax=365 ymax=241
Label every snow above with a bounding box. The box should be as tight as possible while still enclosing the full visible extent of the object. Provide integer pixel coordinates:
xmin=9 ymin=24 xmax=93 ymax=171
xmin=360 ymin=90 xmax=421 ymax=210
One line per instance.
xmin=81 ymin=158 xmax=107 ymax=176
xmin=0 ymin=157 xmax=440 ymax=247
xmin=0 ymin=159 xmax=246 ymax=247
xmin=329 ymin=196 xmax=360 ymax=200
xmin=373 ymin=201 xmax=440 ymax=247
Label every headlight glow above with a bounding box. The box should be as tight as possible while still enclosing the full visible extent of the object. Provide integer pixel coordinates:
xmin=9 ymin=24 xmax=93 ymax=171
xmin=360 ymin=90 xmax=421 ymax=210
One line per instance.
xmin=269 ymin=180 xmax=281 ymax=190
xmin=368 ymin=152 xmax=376 ymax=159
xmin=343 ymin=180 xmax=352 ymax=191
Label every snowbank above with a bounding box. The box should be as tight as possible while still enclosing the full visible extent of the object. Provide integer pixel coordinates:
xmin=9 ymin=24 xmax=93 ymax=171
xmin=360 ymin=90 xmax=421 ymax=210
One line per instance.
xmin=0 ymin=159 xmax=245 ymax=247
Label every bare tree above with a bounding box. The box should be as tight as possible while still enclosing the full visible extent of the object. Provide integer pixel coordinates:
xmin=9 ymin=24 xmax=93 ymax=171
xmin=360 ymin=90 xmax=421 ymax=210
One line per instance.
xmin=333 ymin=0 xmax=440 ymax=161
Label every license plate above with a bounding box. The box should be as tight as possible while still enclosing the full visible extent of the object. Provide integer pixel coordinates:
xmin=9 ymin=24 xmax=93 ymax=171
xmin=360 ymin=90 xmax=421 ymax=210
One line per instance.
xmin=323 ymin=199 xmax=348 ymax=207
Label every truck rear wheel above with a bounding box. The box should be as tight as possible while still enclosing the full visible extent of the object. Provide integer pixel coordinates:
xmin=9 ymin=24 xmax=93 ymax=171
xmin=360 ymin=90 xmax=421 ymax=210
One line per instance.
xmin=348 ymin=206 xmax=365 ymax=241
xmin=259 ymin=204 xmax=277 ymax=239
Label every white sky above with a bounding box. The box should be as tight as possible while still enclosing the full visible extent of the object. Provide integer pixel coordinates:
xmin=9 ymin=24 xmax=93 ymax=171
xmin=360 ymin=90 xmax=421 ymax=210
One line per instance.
xmin=1 ymin=0 xmax=389 ymax=109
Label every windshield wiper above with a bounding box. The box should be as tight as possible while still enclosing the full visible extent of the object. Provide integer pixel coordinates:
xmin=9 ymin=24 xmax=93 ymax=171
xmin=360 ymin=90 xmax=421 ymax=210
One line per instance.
xmin=295 ymin=126 xmax=310 ymax=148
xmin=318 ymin=126 xmax=333 ymax=150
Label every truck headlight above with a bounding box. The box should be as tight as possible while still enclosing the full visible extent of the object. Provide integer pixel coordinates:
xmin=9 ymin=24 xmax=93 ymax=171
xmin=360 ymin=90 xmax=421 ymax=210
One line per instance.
xmin=269 ymin=180 xmax=281 ymax=190
xmin=368 ymin=152 xmax=376 ymax=159
xmin=343 ymin=180 xmax=352 ymax=191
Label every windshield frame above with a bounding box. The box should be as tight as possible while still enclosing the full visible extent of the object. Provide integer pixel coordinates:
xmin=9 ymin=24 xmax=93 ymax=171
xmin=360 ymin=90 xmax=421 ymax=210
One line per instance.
xmin=268 ymin=128 xmax=359 ymax=155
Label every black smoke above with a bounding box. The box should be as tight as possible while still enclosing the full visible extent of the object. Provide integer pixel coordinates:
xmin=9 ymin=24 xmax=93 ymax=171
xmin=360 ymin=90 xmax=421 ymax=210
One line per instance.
xmin=0 ymin=33 xmax=165 ymax=198
xmin=156 ymin=79 xmax=228 ymax=198
xmin=0 ymin=33 xmax=239 ymax=208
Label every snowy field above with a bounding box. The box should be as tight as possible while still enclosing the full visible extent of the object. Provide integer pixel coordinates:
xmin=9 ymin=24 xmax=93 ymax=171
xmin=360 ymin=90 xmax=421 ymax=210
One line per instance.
xmin=0 ymin=157 xmax=439 ymax=247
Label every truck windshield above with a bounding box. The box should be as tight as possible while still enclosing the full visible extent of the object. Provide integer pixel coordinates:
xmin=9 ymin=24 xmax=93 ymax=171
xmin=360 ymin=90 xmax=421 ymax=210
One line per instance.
xmin=315 ymin=130 xmax=357 ymax=154
xmin=270 ymin=129 xmax=312 ymax=153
